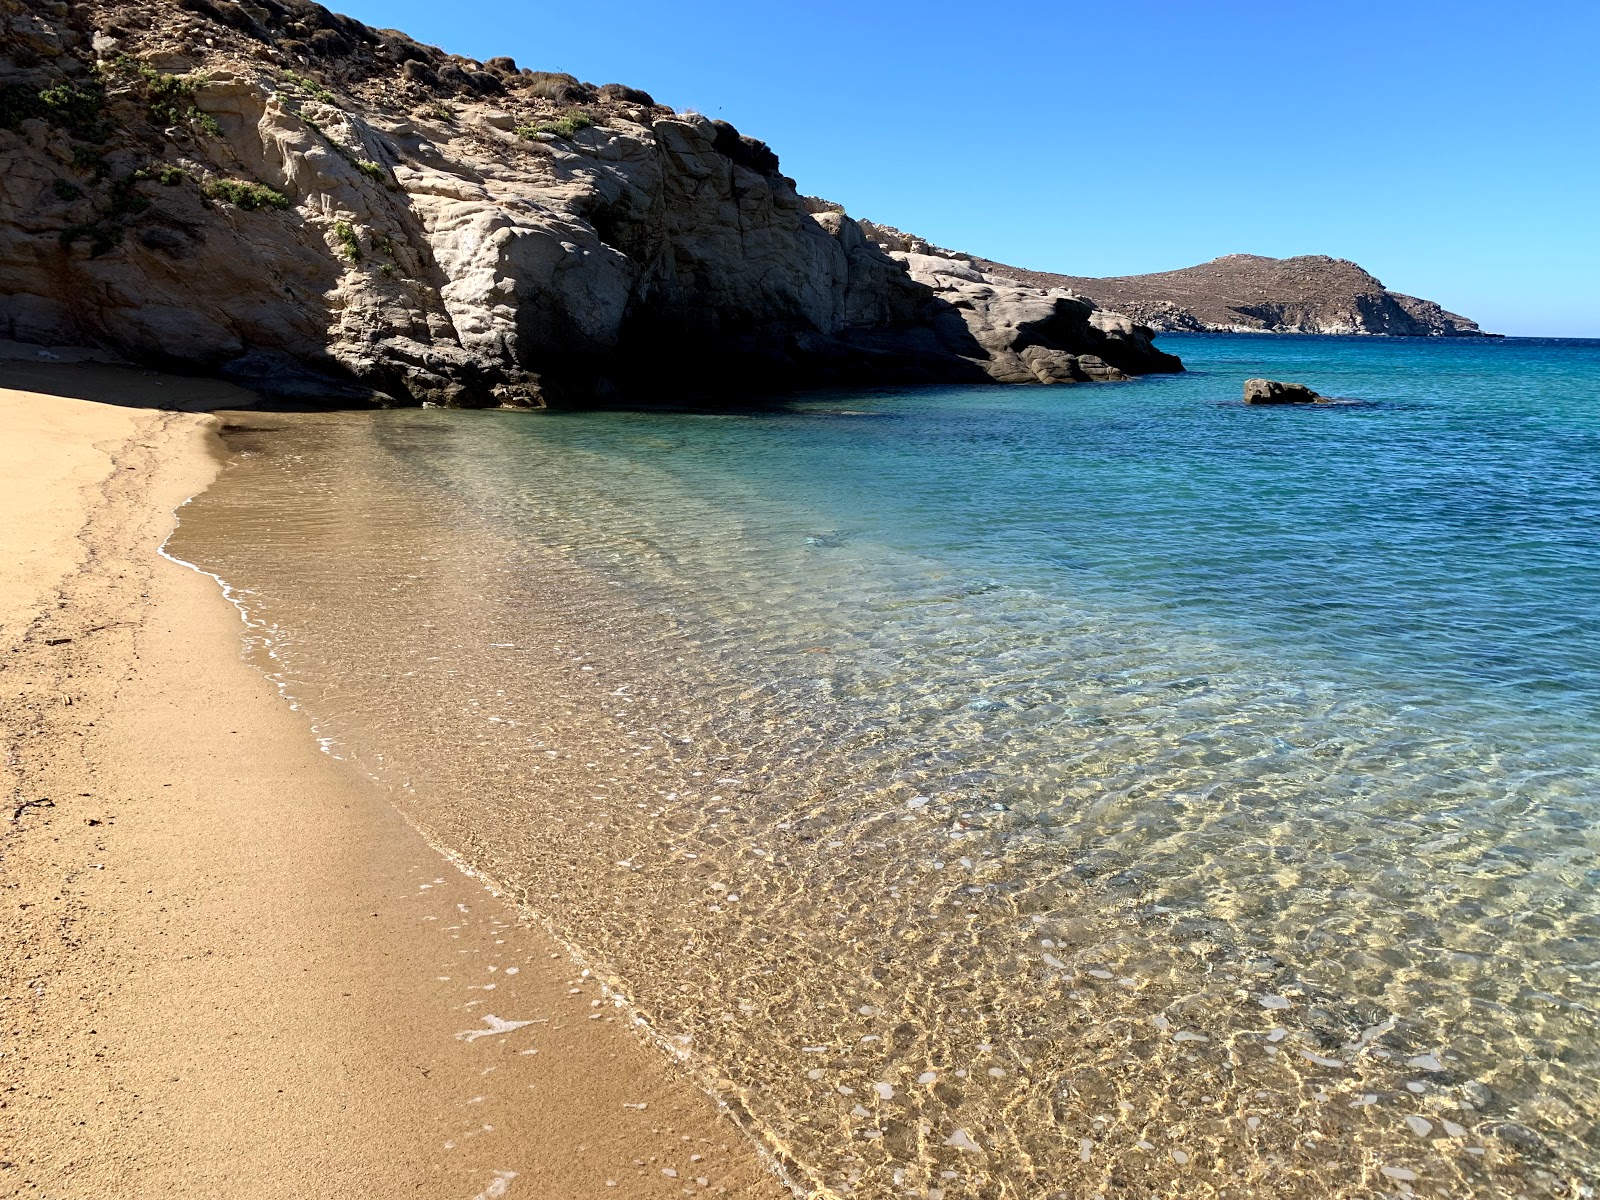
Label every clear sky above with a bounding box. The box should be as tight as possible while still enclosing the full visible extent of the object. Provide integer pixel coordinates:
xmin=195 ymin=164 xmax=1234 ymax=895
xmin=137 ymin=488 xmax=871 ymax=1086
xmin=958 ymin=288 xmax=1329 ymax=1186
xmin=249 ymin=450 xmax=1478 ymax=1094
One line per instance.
xmin=333 ymin=0 xmax=1598 ymax=337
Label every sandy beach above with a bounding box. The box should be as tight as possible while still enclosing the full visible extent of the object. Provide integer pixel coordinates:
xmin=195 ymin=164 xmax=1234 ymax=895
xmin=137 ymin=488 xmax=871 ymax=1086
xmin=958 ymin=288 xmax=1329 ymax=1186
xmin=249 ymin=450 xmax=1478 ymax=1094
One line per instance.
xmin=0 ymin=356 xmax=786 ymax=1199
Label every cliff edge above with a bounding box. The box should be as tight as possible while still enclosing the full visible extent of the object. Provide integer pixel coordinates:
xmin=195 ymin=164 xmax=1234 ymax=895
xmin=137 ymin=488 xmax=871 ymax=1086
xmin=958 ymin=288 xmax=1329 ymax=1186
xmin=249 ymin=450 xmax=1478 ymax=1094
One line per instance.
xmin=0 ymin=0 xmax=1180 ymax=406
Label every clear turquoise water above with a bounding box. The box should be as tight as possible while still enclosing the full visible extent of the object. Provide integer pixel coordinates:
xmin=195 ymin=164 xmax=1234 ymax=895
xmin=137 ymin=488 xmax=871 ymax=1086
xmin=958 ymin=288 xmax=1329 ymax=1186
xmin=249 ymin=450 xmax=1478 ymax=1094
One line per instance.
xmin=174 ymin=334 xmax=1600 ymax=1198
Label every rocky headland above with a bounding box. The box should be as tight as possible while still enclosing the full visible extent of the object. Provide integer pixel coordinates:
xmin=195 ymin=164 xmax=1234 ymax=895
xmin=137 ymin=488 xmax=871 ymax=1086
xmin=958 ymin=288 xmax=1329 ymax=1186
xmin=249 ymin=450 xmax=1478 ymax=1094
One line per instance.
xmin=858 ymin=221 xmax=1490 ymax=338
xmin=0 ymin=0 xmax=1182 ymax=407
xmin=972 ymin=253 xmax=1491 ymax=338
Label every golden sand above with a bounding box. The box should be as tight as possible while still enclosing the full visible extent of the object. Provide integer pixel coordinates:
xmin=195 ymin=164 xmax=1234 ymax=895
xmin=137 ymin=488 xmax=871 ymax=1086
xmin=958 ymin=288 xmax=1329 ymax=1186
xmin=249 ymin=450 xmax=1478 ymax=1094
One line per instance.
xmin=0 ymin=356 xmax=785 ymax=1198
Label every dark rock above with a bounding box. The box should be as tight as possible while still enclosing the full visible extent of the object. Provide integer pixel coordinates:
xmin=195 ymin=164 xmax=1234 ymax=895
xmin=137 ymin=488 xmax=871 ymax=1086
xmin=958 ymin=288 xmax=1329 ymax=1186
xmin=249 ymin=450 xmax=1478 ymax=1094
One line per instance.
xmin=599 ymin=82 xmax=654 ymax=107
xmin=1243 ymin=378 xmax=1325 ymax=405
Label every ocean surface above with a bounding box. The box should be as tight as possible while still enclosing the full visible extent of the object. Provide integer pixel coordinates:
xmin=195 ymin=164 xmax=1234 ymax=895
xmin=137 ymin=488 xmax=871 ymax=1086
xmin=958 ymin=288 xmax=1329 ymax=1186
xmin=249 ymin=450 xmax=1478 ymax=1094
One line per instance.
xmin=169 ymin=334 xmax=1600 ymax=1198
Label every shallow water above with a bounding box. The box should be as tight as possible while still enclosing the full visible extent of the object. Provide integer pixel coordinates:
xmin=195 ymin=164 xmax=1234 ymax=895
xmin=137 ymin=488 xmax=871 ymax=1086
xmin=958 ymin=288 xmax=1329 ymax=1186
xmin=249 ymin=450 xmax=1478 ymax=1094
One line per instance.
xmin=171 ymin=334 xmax=1600 ymax=1198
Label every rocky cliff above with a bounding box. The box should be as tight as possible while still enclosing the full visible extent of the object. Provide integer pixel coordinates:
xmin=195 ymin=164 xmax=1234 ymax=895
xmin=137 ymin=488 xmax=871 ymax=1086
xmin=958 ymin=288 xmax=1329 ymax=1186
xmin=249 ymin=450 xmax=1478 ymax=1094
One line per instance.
xmin=969 ymin=253 xmax=1493 ymax=337
xmin=0 ymin=0 xmax=1180 ymax=406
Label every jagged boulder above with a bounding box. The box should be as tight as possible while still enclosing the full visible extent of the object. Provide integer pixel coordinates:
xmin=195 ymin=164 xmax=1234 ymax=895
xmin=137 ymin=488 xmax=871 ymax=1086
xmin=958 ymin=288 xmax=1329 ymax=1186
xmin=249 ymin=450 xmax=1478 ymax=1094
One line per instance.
xmin=892 ymin=252 xmax=1183 ymax=383
xmin=1243 ymin=378 xmax=1326 ymax=405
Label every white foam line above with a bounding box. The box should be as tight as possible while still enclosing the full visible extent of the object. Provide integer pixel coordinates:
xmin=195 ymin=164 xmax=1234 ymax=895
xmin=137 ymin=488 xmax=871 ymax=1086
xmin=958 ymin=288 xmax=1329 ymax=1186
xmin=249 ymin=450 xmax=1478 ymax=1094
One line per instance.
xmin=155 ymin=490 xmax=806 ymax=1200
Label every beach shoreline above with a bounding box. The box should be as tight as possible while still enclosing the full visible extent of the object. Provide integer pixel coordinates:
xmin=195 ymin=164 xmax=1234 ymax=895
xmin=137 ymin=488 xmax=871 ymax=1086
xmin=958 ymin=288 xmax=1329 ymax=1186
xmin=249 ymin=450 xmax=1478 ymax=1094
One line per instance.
xmin=0 ymin=360 xmax=786 ymax=1199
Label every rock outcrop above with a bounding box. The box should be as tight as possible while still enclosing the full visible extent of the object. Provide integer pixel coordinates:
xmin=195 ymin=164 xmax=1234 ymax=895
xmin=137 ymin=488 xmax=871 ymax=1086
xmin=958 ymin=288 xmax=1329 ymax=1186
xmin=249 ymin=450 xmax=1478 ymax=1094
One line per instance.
xmin=1242 ymin=378 xmax=1326 ymax=405
xmin=0 ymin=0 xmax=1181 ymax=406
xmin=967 ymin=253 xmax=1493 ymax=338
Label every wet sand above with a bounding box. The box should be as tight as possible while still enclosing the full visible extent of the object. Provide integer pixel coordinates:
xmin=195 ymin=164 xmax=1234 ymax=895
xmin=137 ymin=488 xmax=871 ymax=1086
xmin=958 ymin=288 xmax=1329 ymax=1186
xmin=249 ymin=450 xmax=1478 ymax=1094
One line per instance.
xmin=0 ymin=357 xmax=787 ymax=1199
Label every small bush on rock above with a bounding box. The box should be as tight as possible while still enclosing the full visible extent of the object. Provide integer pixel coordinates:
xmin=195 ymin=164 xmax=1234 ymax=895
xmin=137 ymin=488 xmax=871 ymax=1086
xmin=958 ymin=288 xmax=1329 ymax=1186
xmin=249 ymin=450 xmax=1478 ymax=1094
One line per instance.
xmin=534 ymin=111 xmax=592 ymax=139
xmin=333 ymin=220 xmax=361 ymax=261
xmin=203 ymin=179 xmax=290 ymax=210
xmin=524 ymin=72 xmax=594 ymax=104
xmin=281 ymin=69 xmax=335 ymax=104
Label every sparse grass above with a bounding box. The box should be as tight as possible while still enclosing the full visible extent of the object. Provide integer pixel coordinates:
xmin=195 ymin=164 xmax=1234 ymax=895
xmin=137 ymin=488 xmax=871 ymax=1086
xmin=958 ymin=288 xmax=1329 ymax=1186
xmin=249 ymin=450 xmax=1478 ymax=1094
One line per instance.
xmin=422 ymin=102 xmax=456 ymax=123
xmin=379 ymin=263 xmax=396 ymax=278
xmin=535 ymin=111 xmax=593 ymax=139
xmin=203 ymin=179 xmax=290 ymax=210
xmin=333 ymin=220 xmax=361 ymax=261
xmin=281 ymin=69 xmax=335 ymax=104
xmin=158 ymin=165 xmax=188 ymax=186
xmin=99 ymin=57 xmax=220 ymax=138
xmin=355 ymin=159 xmax=386 ymax=181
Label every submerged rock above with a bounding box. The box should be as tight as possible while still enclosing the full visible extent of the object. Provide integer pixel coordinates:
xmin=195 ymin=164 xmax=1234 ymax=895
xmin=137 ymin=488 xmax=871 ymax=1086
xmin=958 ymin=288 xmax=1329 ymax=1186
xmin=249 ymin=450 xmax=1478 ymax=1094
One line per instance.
xmin=1242 ymin=378 xmax=1326 ymax=405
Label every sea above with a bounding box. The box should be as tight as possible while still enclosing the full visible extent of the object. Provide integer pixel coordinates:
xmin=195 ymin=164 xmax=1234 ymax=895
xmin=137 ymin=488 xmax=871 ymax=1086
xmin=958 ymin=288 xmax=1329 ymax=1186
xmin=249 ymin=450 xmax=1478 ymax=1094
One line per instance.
xmin=167 ymin=333 xmax=1600 ymax=1198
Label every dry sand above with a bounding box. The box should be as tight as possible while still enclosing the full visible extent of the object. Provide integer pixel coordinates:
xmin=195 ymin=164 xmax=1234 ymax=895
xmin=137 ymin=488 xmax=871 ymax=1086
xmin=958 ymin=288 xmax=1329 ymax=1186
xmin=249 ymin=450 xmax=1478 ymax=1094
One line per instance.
xmin=0 ymin=357 xmax=788 ymax=1199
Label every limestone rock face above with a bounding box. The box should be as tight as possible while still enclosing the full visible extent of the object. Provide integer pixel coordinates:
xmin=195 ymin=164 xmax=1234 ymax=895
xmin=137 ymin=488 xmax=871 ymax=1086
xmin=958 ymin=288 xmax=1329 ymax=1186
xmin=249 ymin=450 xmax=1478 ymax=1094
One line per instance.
xmin=891 ymin=252 xmax=1183 ymax=383
xmin=1242 ymin=378 xmax=1326 ymax=405
xmin=0 ymin=0 xmax=1183 ymax=405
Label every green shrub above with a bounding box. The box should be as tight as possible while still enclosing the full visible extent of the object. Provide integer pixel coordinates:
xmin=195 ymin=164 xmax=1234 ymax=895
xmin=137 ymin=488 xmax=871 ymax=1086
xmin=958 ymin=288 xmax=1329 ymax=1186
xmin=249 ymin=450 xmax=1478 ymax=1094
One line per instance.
xmin=158 ymin=165 xmax=188 ymax=186
xmin=203 ymin=179 xmax=290 ymax=210
xmin=526 ymin=111 xmax=592 ymax=140
xmin=106 ymin=176 xmax=151 ymax=219
xmin=52 ymin=178 xmax=82 ymax=201
xmin=72 ymin=146 xmax=109 ymax=183
xmin=1 ymin=81 xmax=106 ymax=135
xmin=355 ymin=158 xmax=386 ymax=181
xmin=281 ymin=69 xmax=335 ymax=104
xmin=423 ymin=102 xmax=455 ymax=123
xmin=37 ymin=83 xmax=106 ymax=132
xmin=98 ymin=58 xmax=219 ymax=137
xmin=333 ymin=220 xmax=361 ymax=261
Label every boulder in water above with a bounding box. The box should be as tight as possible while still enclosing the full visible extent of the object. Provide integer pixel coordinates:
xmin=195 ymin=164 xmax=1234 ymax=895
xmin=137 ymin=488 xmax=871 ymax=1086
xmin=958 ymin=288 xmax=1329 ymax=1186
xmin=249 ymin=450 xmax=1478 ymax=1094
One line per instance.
xmin=1243 ymin=378 xmax=1326 ymax=405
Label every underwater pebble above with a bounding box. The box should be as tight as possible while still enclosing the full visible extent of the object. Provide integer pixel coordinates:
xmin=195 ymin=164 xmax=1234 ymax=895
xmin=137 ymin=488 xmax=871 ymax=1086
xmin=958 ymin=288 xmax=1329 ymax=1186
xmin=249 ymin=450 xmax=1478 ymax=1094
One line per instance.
xmin=1380 ymin=1166 xmax=1418 ymax=1182
xmin=1258 ymin=994 xmax=1291 ymax=1010
xmin=1407 ymin=1054 xmax=1444 ymax=1073
xmin=944 ymin=1128 xmax=980 ymax=1152
xmin=1300 ymin=1051 xmax=1344 ymax=1068
xmin=1406 ymin=1116 xmax=1434 ymax=1137
xmin=873 ymin=1082 xmax=894 ymax=1100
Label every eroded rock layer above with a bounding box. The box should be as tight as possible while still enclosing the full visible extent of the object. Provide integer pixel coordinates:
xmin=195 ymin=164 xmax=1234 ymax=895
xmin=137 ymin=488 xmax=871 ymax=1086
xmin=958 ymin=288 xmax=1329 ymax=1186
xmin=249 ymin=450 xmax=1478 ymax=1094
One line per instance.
xmin=0 ymin=0 xmax=1181 ymax=405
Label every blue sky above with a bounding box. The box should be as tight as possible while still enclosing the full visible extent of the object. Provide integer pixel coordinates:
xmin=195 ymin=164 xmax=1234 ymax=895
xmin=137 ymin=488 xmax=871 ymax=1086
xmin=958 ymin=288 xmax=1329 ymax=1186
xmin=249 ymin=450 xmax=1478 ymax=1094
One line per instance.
xmin=336 ymin=0 xmax=1598 ymax=337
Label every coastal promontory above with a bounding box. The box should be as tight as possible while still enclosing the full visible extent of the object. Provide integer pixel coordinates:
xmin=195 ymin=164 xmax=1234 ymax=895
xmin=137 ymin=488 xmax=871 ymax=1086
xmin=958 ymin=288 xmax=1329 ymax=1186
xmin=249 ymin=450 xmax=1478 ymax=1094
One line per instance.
xmin=0 ymin=0 xmax=1181 ymax=406
xmin=969 ymin=253 xmax=1493 ymax=338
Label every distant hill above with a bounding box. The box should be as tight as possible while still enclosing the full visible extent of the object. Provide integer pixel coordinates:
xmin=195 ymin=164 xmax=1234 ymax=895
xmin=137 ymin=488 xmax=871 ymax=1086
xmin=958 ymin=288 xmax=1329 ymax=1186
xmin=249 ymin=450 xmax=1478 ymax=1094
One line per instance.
xmin=969 ymin=253 xmax=1494 ymax=338
xmin=853 ymin=220 xmax=1490 ymax=339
